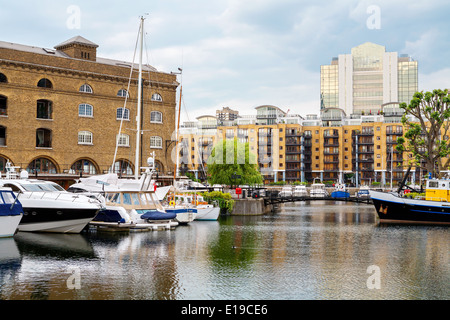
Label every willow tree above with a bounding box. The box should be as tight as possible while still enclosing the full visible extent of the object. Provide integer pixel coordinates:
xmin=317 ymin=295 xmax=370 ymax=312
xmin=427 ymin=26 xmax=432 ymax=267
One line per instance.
xmin=396 ymin=89 xmax=450 ymax=178
xmin=206 ymin=138 xmax=263 ymax=186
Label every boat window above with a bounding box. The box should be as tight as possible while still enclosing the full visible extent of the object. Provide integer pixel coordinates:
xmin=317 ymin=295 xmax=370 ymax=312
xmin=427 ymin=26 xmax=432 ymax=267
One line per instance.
xmin=140 ymin=193 xmax=147 ymax=205
xmin=123 ymin=193 xmax=132 ymax=205
xmin=37 ymin=183 xmax=65 ymax=192
xmin=0 ymin=194 xmax=3 ymax=204
xmin=428 ymin=181 xmax=439 ymax=188
xmin=1 ymin=191 xmax=15 ymax=203
xmin=131 ymin=193 xmax=140 ymax=205
xmin=108 ymin=193 xmax=120 ymax=204
xmin=22 ymin=184 xmax=46 ymax=192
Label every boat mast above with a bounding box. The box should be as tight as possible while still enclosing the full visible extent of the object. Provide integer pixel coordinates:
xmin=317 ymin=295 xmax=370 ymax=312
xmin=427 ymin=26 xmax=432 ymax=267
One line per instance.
xmin=172 ymin=69 xmax=182 ymax=207
xmin=135 ymin=16 xmax=144 ymax=179
xmin=173 ymin=68 xmax=183 ymax=181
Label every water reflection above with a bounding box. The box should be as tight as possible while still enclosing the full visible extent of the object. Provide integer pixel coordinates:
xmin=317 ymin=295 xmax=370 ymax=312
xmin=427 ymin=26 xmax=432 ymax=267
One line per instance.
xmin=0 ymin=201 xmax=448 ymax=300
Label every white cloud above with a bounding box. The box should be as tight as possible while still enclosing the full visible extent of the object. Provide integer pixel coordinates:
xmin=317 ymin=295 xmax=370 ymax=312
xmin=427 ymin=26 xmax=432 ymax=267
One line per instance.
xmin=2 ymin=0 xmax=449 ymax=122
xmin=419 ymin=69 xmax=450 ymax=92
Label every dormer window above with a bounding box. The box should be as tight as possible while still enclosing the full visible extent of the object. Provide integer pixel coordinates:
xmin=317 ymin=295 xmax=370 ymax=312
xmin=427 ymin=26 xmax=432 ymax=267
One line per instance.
xmin=79 ymin=84 xmax=93 ymax=93
xmin=37 ymin=78 xmax=53 ymax=89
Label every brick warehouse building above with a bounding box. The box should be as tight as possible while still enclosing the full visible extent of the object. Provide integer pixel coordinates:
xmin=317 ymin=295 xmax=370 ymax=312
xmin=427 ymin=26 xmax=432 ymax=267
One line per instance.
xmin=0 ymin=36 xmax=178 ymax=187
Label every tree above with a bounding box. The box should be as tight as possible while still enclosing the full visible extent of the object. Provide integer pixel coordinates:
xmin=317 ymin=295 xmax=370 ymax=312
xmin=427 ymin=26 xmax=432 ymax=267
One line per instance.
xmin=206 ymin=138 xmax=263 ymax=186
xmin=397 ymin=89 xmax=450 ymax=178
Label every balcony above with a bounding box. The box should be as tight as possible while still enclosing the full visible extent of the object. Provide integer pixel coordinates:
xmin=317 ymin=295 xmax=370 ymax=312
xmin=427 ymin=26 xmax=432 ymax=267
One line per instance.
xmin=323 ymin=141 xmax=339 ymax=147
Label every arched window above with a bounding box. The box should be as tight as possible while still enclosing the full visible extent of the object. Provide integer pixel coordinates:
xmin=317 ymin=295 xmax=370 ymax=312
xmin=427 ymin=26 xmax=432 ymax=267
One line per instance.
xmin=151 ymin=93 xmax=163 ymax=102
xmin=110 ymin=159 xmax=134 ymax=175
xmin=0 ymin=156 xmax=10 ymax=173
xmin=36 ymin=128 xmax=52 ymax=148
xmin=27 ymin=157 xmax=58 ymax=174
xmin=0 ymin=73 xmax=7 ymax=83
xmin=0 ymin=126 xmax=6 ymax=146
xmin=78 ymin=104 xmax=93 ymax=117
xmin=116 ymin=107 xmax=130 ymax=120
xmin=117 ymin=89 xmax=129 ymax=97
xmin=37 ymin=99 xmax=52 ymax=119
xmin=117 ymin=133 xmax=130 ymax=147
xmin=150 ymin=136 xmax=162 ymax=149
xmin=154 ymin=160 xmax=164 ymax=173
xmin=0 ymin=95 xmax=7 ymax=116
xmin=70 ymin=159 xmax=97 ymax=174
xmin=37 ymin=78 xmax=53 ymax=89
xmin=150 ymin=111 xmax=163 ymax=123
xmin=78 ymin=131 xmax=93 ymax=145
xmin=79 ymin=84 xmax=93 ymax=93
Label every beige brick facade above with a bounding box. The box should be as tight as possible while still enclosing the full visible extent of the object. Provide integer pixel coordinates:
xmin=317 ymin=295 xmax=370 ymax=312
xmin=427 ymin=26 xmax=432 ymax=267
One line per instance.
xmin=0 ymin=37 xmax=178 ymax=184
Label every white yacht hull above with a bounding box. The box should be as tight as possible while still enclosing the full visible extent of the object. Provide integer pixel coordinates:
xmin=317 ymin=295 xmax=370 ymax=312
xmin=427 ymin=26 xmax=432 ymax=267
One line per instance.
xmin=0 ymin=215 xmax=22 ymax=238
xmin=195 ymin=206 xmax=220 ymax=221
xmin=18 ymin=217 xmax=94 ymax=233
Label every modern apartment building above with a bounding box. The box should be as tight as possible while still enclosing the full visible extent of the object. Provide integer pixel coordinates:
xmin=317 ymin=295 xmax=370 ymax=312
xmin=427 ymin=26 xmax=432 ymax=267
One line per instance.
xmin=178 ymin=105 xmax=427 ymax=187
xmin=320 ymin=42 xmax=418 ymax=116
xmin=0 ymin=36 xmax=178 ymax=184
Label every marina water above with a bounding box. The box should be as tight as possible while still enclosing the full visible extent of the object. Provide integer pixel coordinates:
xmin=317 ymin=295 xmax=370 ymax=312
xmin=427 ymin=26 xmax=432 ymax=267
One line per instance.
xmin=0 ymin=201 xmax=448 ymax=300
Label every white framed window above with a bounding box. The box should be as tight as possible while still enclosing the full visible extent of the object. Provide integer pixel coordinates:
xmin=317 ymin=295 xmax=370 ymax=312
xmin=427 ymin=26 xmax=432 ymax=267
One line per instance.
xmin=151 ymin=93 xmax=162 ymax=102
xmin=117 ymin=89 xmax=129 ymax=97
xmin=79 ymin=84 xmax=93 ymax=93
xmin=150 ymin=136 xmax=162 ymax=149
xmin=78 ymin=131 xmax=93 ymax=145
xmin=78 ymin=104 xmax=93 ymax=117
xmin=150 ymin=111 xmax=162 ymax=123
xmin=116 ymin=107 xmax=130 ymax=120
xmin=117 ymin=133 xmax=130 ymax=147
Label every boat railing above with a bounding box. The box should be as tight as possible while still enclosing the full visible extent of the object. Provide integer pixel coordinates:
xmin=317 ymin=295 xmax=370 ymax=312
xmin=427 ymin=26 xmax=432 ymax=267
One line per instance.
xmin=19 ymin=191 xmax=100 ymax=204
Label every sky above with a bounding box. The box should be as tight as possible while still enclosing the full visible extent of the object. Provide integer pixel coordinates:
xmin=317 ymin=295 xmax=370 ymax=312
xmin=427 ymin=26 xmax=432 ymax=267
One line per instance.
xmin=1 ymin=0 xmax=450 ymax=122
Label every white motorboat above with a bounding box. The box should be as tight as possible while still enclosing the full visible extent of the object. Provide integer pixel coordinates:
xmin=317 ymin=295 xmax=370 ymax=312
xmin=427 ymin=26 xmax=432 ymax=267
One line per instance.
xmin=68 ymin=164 xmax=179 ymax=231
xmin=0 ymin=166 xmax=101 ymax=234
xmin=310 ymin=179 xmax=328 ymax=198
xmin=164 ymin=193 xmax=219 ymax=221
xmin=356 ymin=185 xmax=370 ymax=199
xmin=293 ymin=185 xmax=308 ymax=197
xmin=0 ymin=187 xmax=23 ymax=237
xmin=279 ymin=186 xmax=293 ymax=197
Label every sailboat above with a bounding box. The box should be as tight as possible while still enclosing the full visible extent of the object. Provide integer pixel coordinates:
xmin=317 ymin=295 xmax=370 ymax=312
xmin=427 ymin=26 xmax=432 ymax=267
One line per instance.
xmin=68 ymin=16 xmax=190 ymax=229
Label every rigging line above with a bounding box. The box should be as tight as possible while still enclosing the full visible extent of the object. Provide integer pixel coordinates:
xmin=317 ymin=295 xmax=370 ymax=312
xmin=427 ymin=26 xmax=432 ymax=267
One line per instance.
xmin=111 ymin=21 xmax=141 ymax=171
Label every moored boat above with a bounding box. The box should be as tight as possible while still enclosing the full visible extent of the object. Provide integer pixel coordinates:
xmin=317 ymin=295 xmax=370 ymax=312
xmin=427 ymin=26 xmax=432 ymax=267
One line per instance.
xmin=163 ymin=193 xmax=219 ymax=221
xmin=310 ymin=179 xmax=328 ymax=198
xmin=279 ymin=186 xmax=293 ymax=197
xmin=356 ymin=185 xmax=370 ymax=199
xmin=331 ymin=183 xmax=350 ymax=199
xmin=0 ymin=187 xmax=23 ymax=238
xmin=293 ymin=185 xmax=308 ymax=197
xmin=369 ymin=178 xmax=450 ymax=225
xmin=68 ymin=163 xmax=179 ymax=231
xmin=0 ymin=166 xmax=101 ymax=233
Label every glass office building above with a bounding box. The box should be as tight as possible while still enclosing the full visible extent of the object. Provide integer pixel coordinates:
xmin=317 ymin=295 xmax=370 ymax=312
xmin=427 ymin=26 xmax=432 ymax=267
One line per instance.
xmin=320 ymin=42 xmax=418 ymax=115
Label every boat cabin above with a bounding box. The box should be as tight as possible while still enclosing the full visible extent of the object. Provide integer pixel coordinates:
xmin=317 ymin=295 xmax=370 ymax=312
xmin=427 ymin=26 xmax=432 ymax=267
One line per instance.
xmin=105 ymin=190 xmax=164 ymax=213
xmin=425 ymin=179 xmax=450 ymax=202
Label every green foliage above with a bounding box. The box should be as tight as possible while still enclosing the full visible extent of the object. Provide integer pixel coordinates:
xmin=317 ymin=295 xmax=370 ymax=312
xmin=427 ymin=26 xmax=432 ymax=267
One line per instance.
xmin=201 ymin=191 xmax=234 ymax=214
xmin=404 ymin=192 xmax=425 ymax=199
xmin=206 ymin=138 xmax=263 ymax=186
xmin=185 ymin=171 xmax=201 ymax=183
xmin=398 ymin=89 xmax=450 ymax=177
